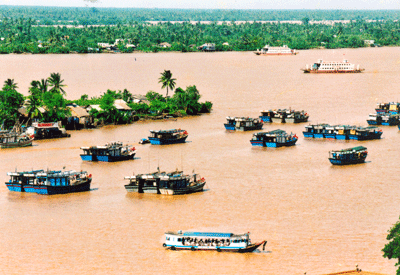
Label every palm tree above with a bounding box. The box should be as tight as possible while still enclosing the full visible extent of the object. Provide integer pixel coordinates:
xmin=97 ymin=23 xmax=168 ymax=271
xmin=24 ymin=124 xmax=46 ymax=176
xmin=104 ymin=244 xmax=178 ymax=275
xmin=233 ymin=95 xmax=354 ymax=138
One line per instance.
xmin=158 ymin=70 xmax=176 ymax=97
xmin=3 ymin=78 xmax=18 ymax=90
xmin=48 ymin=72 xmax=66 ymax=95
xmin=38 ymin=79 xmax=48 ymax=94
xmin=26 ymin=81 xmax=43 ymax=122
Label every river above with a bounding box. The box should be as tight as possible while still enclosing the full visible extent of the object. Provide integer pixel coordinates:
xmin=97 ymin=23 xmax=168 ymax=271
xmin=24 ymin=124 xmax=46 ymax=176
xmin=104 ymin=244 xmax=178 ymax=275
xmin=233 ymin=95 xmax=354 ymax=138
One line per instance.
xmin=0 ymin=48 xmax=399 ymax=274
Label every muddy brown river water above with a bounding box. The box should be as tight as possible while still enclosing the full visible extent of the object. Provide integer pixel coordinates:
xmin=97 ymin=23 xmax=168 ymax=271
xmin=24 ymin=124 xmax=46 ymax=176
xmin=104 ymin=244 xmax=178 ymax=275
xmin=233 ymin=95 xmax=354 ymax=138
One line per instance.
xmin=0 ymin=48 xmax=399 ymax=274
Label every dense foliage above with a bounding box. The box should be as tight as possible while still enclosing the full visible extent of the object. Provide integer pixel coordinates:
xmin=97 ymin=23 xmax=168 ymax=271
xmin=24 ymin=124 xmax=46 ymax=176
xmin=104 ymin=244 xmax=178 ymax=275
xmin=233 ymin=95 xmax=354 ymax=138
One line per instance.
xmin=383 ymin=217 xmax=400 ymax=275
xmin=1 ymin=6 xmax=400 ymax=24
xmin=0 ymin=7 xmax=400 ymax=53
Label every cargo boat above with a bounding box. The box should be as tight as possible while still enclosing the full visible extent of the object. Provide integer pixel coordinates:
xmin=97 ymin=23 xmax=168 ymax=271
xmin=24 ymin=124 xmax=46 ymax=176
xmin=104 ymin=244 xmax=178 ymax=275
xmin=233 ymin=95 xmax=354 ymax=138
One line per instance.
xmin=80 ymin=142 xmax=136 ymax=162
xmin=224 ymin=117 xmax=263 ymax=131
xmin=250 ymin=129 xmax=298 ymax=147
xmin=302 ymin=59 xmax=364 ymax=73
xmin=254 ymin=44 xmax=297 ymax=55
xmin=303 ymin=124 xmax=330 ymax=138
xmin=124 ymin=170 xmax=205 ymax=195
xmin=163 ymin=231 xmax=267 ymax=252
xmin=25 ymin=122 xmax=70 ymax=140
xmin=329 ymin=146 xmax=368 ymax=165
xmin=148 ymin=129 xmax=188 ymax=145
xmin=5 ymin=169 xmax=91 ymax=195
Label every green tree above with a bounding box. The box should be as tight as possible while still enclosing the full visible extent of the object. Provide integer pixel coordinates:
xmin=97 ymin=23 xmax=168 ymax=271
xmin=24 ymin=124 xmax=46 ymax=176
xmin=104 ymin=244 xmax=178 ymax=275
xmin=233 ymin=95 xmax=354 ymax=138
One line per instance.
xmin=48 ymin=72 xmax=66 ymax=95
xmin=0 ymin=80 xmax=24 ymax=129
xmin=158 ymin=70 xmax=176 ymax=97
xmin=26 ymin=80 xmax=43 ymax=122
xmin=383 ymin=217 xmax=400 ymax=275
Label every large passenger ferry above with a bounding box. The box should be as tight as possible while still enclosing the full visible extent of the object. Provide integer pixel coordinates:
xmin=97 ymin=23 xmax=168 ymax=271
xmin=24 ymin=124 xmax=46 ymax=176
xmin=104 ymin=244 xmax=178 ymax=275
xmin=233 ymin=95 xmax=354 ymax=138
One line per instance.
xmin=302 ymin=59 xmax=364 ymax=73
xmin=163 ymin=231 xmax=267 ymax=252
xmin=254 ymin=45 xmax=297 ymax=55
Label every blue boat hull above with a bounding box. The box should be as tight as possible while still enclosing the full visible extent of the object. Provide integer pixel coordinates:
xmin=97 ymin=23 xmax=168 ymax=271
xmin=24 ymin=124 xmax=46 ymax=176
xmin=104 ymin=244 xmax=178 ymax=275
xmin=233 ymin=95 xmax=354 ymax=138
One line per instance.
xmin=250 ymin=139 xmax=297 ymax=147
xmin=302 ymin=132 xmax=314 ymax=138
xmin=259 ymin=116 xmax=272 ymax=123
xmin=5 ymin=179 xmax=91 ymax=195
xmin=329 ymin=158 xmax=366 ymax=165
xmin=149 ymin=136 xmax=187 ymax=145
xmin=224 ymin=124 xmax=236 ymax=130
xmin=313 ymin=133 xmax=325 ymax=138
xmin=80 ymin=153 xmax=135 ymax=162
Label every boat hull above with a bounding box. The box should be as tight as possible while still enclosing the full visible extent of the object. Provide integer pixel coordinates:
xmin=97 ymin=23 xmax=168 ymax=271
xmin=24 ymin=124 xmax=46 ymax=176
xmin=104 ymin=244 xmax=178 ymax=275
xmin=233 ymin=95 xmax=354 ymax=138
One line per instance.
xmin=329 ymin=158 xmax=366 ymax=165
xmin=149 ymin=136 xmax=187 ymax=145
xmin=80 ymin=153 xmax=135 ymax=162
xmin=250 ymin=139 xmax=297 ymax=147
xmin=285 ymin=117 xmax=308 ymax=123
xmin=1 ymin=139 xmax=33 ymax=148
xmin=303 ymin=69 xmax=364 ymax=73
xmin=166 ymin=241 xmax=266 ymax=253
xmin=159 ymin=181 xmax=206 ymax=195
xmin=271 ymin=117 xmax=284 ymax=123
xmin=5 ymin=179 xmax=91 ymax=195
xmin=259 ymin=116 xmax=272 ymax=123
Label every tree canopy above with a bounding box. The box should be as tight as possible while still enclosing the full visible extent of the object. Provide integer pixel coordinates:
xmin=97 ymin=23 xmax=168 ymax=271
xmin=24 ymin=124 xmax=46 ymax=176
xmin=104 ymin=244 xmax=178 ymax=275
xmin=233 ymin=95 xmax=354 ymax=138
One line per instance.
xmin=383 ymin=217 xmax=400 ymax=275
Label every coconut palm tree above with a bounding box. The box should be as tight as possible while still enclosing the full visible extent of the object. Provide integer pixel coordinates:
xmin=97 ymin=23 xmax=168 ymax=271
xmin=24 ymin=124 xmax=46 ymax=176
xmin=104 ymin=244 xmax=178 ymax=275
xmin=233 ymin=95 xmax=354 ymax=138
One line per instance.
xmin=48 ymin=72 xmax=66 ymax=95
xmin=158 ymin=70 xmax=176 ymax=97
xmin=3 ymin=78 xmax=18 ymax=91
xmin=26 ymin=81 xmax=43 ymax=122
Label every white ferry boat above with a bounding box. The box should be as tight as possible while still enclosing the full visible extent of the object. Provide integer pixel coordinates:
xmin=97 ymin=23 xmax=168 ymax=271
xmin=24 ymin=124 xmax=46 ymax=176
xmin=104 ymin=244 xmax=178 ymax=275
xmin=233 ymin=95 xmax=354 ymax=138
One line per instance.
xmin=254 ymin=45 xmax=297 ymax=55
xmin=302 ymin=59 xmax=364 ymax=73
xmin=163 ymin=231 xmax=266 ymax=252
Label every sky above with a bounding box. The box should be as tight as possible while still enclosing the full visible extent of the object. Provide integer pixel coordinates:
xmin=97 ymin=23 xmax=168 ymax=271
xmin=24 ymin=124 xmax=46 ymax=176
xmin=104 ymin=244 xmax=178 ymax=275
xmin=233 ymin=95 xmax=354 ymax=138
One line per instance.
xmin=1 ymin=0 xmax=400 ymax=10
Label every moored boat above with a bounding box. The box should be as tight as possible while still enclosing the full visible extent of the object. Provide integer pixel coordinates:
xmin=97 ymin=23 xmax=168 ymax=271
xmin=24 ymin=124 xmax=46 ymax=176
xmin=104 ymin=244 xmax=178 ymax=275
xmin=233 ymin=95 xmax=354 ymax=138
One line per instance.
xmin=163 ymin=231 xmax=267 ymax=252
xmin=302 ymin=124 xmax=329 ymax=138
xmin=254 ymin=44 xmax=297 ymax=55
xmin=25 ymin=122 xmax=70 ymax=140
xmin=5 ymin=169 xmax=92 ymax=195
xmin=148 ymin=129 xmax=188 ymax=145
xmin=250 ymin=129 xmax=298 ymax=147
xmin=80 ymin=142 xmax=136 ymax=162
xmin=375 ymin=102 xmax=400 ymax=114
xmin=224 ymin=117 xmax=263 ymax=131
xmin=335 ymin=125 xmax=354 ymax=140
xmin=124 ymin=170 xmax=206 ymax=195
xmin=285 ymin=110 xmax=309 ymax=123
xmin=329 ymin=146 xmax=368 ymax=165
xmin=348 ymin=126 xmax=382 ymax=140
xmin=367 ymin=113 xmax=399 ymax=126
xmin=0 ymin=133 xmax=33 ymax=149
xmin=302 ymin=59 xmax=364 ymax=73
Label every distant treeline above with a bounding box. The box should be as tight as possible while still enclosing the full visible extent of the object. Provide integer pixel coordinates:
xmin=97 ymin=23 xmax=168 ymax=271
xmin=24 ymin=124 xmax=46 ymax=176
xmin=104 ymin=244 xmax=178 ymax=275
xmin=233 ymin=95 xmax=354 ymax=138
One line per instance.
xmin=1 ymin=6 xmax=400 ymax=24
xmin=1 ymin=7 xmax=400 ymax=53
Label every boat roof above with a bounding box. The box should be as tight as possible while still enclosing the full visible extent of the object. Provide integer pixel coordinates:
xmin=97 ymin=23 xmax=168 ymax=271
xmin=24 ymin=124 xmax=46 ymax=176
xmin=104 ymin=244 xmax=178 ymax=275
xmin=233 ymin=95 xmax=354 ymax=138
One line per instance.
xmin=255 ymin=129 xmax=287 ymax=136
xmin=330 ymin=146 xmax=367 ymax=153
xmin=165 ymin=231 xmax=248 ymax=238
xmin=150 ymin=129 xmax=184 ymax=133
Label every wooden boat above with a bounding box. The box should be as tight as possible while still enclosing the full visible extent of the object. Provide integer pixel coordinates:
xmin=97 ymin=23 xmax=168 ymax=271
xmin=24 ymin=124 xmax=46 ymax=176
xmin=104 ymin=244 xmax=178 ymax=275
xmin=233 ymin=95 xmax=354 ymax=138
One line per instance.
xmin=375 ymin=102 xmax=400 ymax=114
xmin=260 ymin=109 xmax=308 ymax=124
xmin=5 ymin=170 xmax=92 ymax=195
xmin=302 ymin=124 xmax=329 ymax=138
xmin=329 ymin=146 xmax=368 ymax=165
xmin=0 ymin=133 xmax=33 ymax=148
xmin=250 ymin=129 xmax=298 ymax=147
xmin=284 ymin=110 xmax=309 ymax=123
xmin=124 ymin=170 xmax=206 ymax=195
xmin=25 ymin=122 xmax=70 ymax=140
xmin=303 ymin=124 xmax=382 ymax=140
xmin=148 ymin=129 xmax=188 ymax=145
xmin=224 ymin=117 xmax=263 ymax=131
xmin=80 ymin=142 xmax=136 ymax=162
xmin=302 ymin=59 xmax=364 ymax=73
xmin=348 ymin=126 xmax=383 ymax=140
xmin=163 ymin=231 xmax=267 ymax=252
